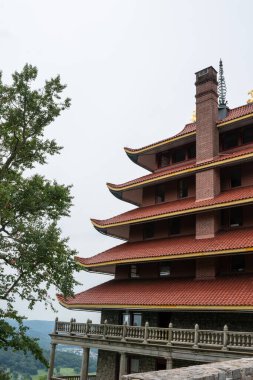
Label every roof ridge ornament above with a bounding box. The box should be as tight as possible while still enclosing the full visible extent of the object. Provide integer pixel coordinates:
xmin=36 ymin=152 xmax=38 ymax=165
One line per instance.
xmin=218 ymin=59 xmax=227 ymax=108
xmin=191 ymin=110 xmax=196 ymax=123
xmin=247 ymin=90 xmax=253 ymax=104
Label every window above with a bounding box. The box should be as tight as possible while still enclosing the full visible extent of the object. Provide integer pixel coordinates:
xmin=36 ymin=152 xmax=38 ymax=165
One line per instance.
xmin=170 ymin=218 xmax=181 ymax=235
xmin=130 ymin=264 xmax=140 ymax=278
xmin=157 ymin=152 xmax=170 ymax=168
xmin=160 ymin=262 xmax=171 ymax=277
xmin=221 ymin=208 xmax=243 ymax=229
xmin=178 ymin=179 xmax=188 ymax=198
xmin=171 ymin=149 xmax=185 ymax=163
xmin=130 ymin=358 xmax=140 ymax=373
xmin=222 ymin=132 xmax=239 ymax=150
xmin=122 ymin=313 xmax=131 ymax=325
xmin=242 ymin=127 xmax=253 ymax=144
xmin=122 ymin=313 xmax=142 ymax=326
xmin=132 ymin=313 xmax=142 ymax=326
xmin=230 ymin=168 xmax=241 ymax=188
xmin=187 ymin=144 xmax=196 ymax=159
xmin=155 ymin=185 xmax=165 ymax=203
xmin=143 ymin=222 xmax=155 ymax=240
xmin=230 ymin=207 xmax=243 ymax=227
xmin=231 ymin=255 xmax=245 ymax=273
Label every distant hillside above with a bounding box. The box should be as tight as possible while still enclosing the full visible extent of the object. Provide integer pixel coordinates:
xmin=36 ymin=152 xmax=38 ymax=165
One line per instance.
xmin=24 ymin=320 xmax=55 ymax=349
xmin=7 ymin=319 xmax=55 ymax=349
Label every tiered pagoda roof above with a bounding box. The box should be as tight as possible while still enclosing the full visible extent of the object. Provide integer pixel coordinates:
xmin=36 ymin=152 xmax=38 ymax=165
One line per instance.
xmin=91 ymin=186 xmax=253 ymax=238
xmin=124 ymin=103 xmax=253 ymax=160
xmin=76 ymin=228 xmax=253 ymax=272
xmin=59 ymin=72 xmax=253 ymax=312
xmin=57 ymin=275 xmax=253 ymax=311
xmin=108 ymin=146 xmax=253 ymax=204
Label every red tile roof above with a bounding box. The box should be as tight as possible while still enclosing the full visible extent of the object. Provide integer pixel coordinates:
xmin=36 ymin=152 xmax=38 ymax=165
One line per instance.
xmin=91 ymin=186 xmax=253 ymax=229
xmin=108 ymin=146 xmax=253 ymax=193
xmin=58 ymin=276 xmax=253 ymax=309
xmin=124 ymin=123 xmax=196 ymax=154
xmin=125 ymin=103 xmax=253 ymax=155
xmin=217 ymin=103 xmax=253 ymax=125
xmin=77 ymin=228 xmax=253 ymax=267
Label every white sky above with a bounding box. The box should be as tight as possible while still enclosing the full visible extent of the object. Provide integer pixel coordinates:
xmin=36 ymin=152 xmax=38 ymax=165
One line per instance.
xmin=0 ymin=0 xmax=253 ymax=323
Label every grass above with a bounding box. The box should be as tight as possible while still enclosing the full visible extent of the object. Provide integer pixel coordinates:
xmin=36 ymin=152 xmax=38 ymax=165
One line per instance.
xmin=32 ymin=368 xmax=79 ymax=380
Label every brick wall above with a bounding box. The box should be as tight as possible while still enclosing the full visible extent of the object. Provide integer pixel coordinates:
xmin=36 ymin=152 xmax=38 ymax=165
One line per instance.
xmin=196 ymin=169 xmax=220 ymax=200
xmin=195 ymin=67 xmax=219 ymax=163
xmin=195 ymin=211 xmax=219 ymax=239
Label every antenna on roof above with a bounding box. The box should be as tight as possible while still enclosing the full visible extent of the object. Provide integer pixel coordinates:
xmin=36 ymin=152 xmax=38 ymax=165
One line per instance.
xmin=218 ymin=59 xmax=227 ymax=108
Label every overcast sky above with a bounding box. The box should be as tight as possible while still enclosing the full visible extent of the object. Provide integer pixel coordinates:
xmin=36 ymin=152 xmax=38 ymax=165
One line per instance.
xmin=1 ymin=0 xmax=253 ymax=323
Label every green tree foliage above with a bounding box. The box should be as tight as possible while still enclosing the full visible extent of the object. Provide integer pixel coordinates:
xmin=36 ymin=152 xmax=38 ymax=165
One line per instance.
xmin=0 ymin=64 xmax=79 ymax=364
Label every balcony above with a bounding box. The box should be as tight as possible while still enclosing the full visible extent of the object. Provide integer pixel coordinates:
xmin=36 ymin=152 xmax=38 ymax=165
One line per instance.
xmin=48 ymin=319 xmax=253 ymax=380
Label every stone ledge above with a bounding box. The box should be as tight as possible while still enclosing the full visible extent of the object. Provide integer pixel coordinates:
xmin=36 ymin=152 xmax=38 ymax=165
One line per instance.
xmin=122 ymin=358 xmax=253 ymax=379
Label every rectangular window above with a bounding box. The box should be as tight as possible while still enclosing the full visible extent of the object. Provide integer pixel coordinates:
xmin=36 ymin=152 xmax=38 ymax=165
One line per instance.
xmin=178 ymin=179 xmax=188 ymax=198
xmin=130 ymin=358 xmax=140 ymax=373
xmin=132 ymin=313 xmax=142 ymax=326
xmin=230 ymin=168 xmax=241 ymax=188
xmin=122 ymin=313 xmax=130 ymax=325
xmin=171 ymin=149 xmax=185 ymax=163
xmin=170 ymin=218 xmax=181 ymax=235
xmin=143 ymin=222 xmax=155 ymax=240
xmin=230 ymin=207 xmax=243 ymax=227
xmin=155 ymin=185 xmax=165 ymax=203
xmin=130 ymin=264 xmax=140 ymax=278
xmin=242 ymin=127 xmax=253 ymax=144
xmin=221 ymin=208 xmax=243 ymax=229
xmin=160 ymin=262 xmax=171 ymax=277
xmin=231 ymin=255 xmax=245 ymax=273
xmin=157 ymin=152 xmax=170 ymax=168
xmin=187 ymin=144 xmax=196 ymax=159
xmin=222 ymin=132 xmax=239 ymax=150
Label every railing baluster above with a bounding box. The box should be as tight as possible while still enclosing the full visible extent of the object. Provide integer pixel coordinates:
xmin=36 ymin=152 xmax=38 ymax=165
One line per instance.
xmin=193 ymin=324 xmax=199 ymax=348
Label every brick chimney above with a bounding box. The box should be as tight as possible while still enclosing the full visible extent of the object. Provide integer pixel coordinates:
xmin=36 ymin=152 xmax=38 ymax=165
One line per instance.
xmin=195 ymin=66 xmax=220 ymax=239
xmin=195 ymin=66 xmax=218 ymax=163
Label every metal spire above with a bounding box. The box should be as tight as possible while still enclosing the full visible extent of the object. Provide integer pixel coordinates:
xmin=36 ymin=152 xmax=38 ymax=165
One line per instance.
xmin=218 ymin=59 xmax=227 ymax=107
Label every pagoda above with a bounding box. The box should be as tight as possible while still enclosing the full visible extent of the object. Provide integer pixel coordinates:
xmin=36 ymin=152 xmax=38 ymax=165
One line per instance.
xmin=57 ymin=64 xmax=253 ymax=379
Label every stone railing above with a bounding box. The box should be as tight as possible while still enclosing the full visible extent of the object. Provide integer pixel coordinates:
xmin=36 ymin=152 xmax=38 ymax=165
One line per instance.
xmin=122 ymin=358 xmax=253 ymax=379
xmin=52 ymin=376 xmax=95 ymax=380
xmin=53 ymin=318 xmax=253 ymax=353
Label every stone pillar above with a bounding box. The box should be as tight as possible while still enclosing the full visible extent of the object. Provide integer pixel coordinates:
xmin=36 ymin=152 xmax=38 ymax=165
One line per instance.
xmin=80 ymin=347 xmax=90 ymax=380
xmin=166 ymin=355 xmax=173 ymax=370
xmin=119 ymin=352 xmax=127 ymax=379
xmin=47 ymin=343 xmax=57 ymax=380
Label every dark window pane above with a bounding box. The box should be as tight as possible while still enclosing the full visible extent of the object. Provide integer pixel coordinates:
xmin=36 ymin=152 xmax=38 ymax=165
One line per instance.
xmin=160 ymin=263 xmax=171 ymax=277
xmin=130 ymin=358 xmax=140 ymax=373
xmin=187 ymin=144 xmax=196 ymax=159
xmin=130 ymin=264 xmax=140 ymax=278
xmin=230 ymin=207 xmax=243 ymax=227
xmin=170 ymin=218 xmax=181 ymax=235
xmin=231 ymin=255 xmax=245 ymax=273
xmin=155 ymin=185 xmax=165 ymax=203
xmin=222 ymin=132 xmax=239 ymax=150
xmin=157 ymin=152 xmax=170 ymax=168
xmin=132 ymin=313 xmax=142 ymax=326
xmin=242 ymin=127 xmax=253 ymax=144
xmin=230 ymin=168 xmax=241 ymax=188
xmin=178 ymin=179 xmax=188 ymax=198
xmin=143 ymin=222 xmax=155 ymax=239
xmin=172 ymin=149 xmax=185 ymax=163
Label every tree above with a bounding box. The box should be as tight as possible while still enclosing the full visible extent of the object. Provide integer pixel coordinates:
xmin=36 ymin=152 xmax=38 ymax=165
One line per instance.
xmin=0 ymin=64 xmax=79 ymax=364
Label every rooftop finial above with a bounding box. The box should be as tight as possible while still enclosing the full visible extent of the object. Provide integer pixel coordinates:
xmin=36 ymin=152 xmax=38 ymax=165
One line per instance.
xmin=218 ymin=59 xmax=227 ymax=107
